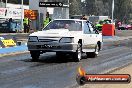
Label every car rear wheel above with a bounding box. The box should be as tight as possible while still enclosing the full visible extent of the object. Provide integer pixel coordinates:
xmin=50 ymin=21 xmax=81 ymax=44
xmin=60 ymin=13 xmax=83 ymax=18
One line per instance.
xmin=30 ymin=51 xmax=40 ymax=61
xmin=73 ymin=43 xmax=82 ymax=62
xmin=86 ymin=44 xmax=99 ymax=58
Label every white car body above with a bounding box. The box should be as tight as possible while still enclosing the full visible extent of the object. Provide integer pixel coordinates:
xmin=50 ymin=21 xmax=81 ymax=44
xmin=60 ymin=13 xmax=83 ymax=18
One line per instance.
xmin=27 ymin=19 xmax=103 ymax=61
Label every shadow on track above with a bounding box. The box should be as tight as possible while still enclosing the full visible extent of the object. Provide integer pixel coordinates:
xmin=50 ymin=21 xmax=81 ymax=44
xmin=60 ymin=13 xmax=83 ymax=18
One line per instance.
xmin=20 ymin=52 xmax=90 ymax=64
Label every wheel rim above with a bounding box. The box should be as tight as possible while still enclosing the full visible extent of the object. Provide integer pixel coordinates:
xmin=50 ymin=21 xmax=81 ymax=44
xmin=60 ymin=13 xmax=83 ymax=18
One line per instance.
xmin=95 ymin=45 xmax=99 ymax=55
xmin=77 ymin=45 xmax=82 ymax=61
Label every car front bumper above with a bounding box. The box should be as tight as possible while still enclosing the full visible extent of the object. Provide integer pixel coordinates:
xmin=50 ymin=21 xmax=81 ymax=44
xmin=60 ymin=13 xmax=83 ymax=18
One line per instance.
xmin=27 ymin=42 xmax=78 ymax=52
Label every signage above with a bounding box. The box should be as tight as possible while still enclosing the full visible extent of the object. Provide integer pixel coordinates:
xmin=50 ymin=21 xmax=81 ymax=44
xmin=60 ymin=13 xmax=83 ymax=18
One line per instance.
xmin=24 ymin=10 xmax=38 ymax=20
xmin=7 ymin=8 xmax=22 ymax=19
xmin=1 ymin=39 xmax=16 ymax=48
xmin=0 ymin=8 xmax=7 ymax=18
xmin=39 ymin=2 xmax=63 ymax=7
xmin=0 ymin=8 xmax=22 ymax=19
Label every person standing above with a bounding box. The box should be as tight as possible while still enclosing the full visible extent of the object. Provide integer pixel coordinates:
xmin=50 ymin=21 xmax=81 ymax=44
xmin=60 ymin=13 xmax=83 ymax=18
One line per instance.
xmin=23 ymin=17 xmax=29 ymax=33
xmin=80 ymin=15 xmax=87 ymax=20
xmin=43 ymin=12 xmax=51 ymax=27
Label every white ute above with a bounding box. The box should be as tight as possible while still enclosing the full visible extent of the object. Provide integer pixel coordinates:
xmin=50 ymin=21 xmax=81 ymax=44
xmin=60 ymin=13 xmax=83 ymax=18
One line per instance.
xmin=27 ymin=19 xmax=103 ymax=62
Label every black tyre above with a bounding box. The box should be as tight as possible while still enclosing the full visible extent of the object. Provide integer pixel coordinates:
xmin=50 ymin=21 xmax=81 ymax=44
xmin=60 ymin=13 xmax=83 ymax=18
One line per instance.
xmin=73 ymin=43 xmax=82 ymax=62
xmin=86 ymin=44 xmax=99 ymax=58
xmin=30 ymin=51 xmax=40 ymax=61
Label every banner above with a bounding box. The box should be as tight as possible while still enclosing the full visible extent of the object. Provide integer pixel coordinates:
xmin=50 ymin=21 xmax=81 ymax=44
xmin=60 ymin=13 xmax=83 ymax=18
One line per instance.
xmin=7 ymin=8 xmax=22 ymax=19
xmin=0 ymin=8 xmax=22 ymax=19
xmin=24 ymin=10 xmax=38 ymax=20
xmin=0 ymin=8 xmax=8 ymax=18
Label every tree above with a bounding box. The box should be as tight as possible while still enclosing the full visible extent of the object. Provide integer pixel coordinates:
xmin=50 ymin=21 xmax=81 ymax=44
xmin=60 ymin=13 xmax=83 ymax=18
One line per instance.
xmin=114 ymin=0 xmax=132 ymax=23
xmin=2 ymin=0 xmax=29 ymax=5
xmin=84 ymin=0 xmax=97 ymax=16
xmin=80 ymin=0 xmax=132 ymax=23
xmin=69 ymin=0 xmax=81 ymax=15
xmin=3 ymin=0 xmax=17 ymax=4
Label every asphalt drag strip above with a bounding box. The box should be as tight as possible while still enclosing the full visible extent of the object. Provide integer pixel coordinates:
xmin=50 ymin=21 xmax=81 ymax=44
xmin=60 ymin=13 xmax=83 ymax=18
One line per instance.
xmin=0 ymin=39 xmax=132 ymax=88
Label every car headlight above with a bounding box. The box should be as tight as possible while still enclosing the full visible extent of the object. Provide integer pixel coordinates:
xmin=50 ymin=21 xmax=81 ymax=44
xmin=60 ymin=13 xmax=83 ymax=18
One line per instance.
xmin=28 ymin=36 xmax=38 ymax=42
xmin=59 ymin=37 xmax=74 ymax=43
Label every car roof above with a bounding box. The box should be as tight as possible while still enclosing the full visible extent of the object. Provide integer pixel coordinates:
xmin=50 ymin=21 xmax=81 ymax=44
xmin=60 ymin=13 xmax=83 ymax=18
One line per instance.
xmin=53 ymin=19 xmax=92 ymax=23
xmin=54 ymin=19 xmax=87 ymax=21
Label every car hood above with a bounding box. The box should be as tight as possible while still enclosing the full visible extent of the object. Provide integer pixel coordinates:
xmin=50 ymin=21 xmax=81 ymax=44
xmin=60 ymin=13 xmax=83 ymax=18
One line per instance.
xmin=29 ymin=29 xmax=81 ymax=38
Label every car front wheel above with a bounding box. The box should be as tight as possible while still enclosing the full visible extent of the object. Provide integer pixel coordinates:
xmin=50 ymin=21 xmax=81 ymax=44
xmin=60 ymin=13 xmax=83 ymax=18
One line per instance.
xmin=73 ymin=43 xmax=82 ymax=62
xmin=30 ymin=51 xmax=40 ymax=61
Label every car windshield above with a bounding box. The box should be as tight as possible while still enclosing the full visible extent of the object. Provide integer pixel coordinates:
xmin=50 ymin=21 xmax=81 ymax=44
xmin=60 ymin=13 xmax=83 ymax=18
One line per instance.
xmin=43 ymin=20 xmax=82 ymax=31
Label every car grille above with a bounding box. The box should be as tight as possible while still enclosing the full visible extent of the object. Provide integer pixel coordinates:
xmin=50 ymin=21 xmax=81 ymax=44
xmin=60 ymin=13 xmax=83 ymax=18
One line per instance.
xmin=38 ymin=39 xmax=58 ymax=42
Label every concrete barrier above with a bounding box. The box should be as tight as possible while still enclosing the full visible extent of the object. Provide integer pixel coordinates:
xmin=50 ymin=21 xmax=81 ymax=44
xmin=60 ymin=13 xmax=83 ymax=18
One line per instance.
xmin=0 ymin=45 xmax=28 ymax=54
xmin=0 ymin=35 xmax=28 ymax=56
xmin=0 ymin=36 xmax=17 ymax=48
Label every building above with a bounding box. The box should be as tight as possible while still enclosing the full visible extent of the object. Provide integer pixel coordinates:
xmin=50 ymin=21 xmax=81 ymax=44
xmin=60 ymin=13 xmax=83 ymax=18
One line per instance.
xmin=29 ymin=0 xmax=69 ymax=30
xmin=6 ymin=3 xmax=29 ymax=9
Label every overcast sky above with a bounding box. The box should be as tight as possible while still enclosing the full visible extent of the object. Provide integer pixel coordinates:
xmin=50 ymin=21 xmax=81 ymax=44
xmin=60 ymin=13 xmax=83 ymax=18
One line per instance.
xmin=81 ymin=0 xmax=85 ymax=2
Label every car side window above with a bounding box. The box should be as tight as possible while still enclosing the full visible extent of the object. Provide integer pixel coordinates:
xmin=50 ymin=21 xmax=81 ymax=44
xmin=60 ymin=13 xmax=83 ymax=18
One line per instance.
xmin=88 ymin=23 xmax=99 ymax=34
xmin=83 ymin=22 xmax=91 ymax=34
xmin=88 ymin=23 xmax=95 ymax=34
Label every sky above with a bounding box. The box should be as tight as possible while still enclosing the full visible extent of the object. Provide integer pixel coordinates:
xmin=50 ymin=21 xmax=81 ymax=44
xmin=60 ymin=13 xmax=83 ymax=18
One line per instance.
xmin=81 ymin=0 xmax=85 ymax=2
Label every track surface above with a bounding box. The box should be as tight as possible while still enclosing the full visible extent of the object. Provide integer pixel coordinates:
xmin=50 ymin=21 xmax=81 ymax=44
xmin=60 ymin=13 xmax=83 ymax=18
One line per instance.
xmin=0 ymin=39 xmax=132 ymax=88
xmin=0 ymin=31 xmax=132 ymax=88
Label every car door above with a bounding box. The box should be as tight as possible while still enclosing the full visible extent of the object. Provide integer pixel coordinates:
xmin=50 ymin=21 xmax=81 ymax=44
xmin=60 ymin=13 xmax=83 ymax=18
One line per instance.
xmin=82 ymin=21 xmax=99 ymax=52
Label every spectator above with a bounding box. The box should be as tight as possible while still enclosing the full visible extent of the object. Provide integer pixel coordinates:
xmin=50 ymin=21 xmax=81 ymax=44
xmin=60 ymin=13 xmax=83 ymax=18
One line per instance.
xmin=23 ymin=17 xmax=30 ymax=33
xmin=23 ymin=17 xmax=31 ymax=33
xmin=117 ymin=21 xmax=122 ymax=29
xmin=43 ymin=12 xmax=51 ymax=27
xmin=80 ymin=15 xmax=87 ymax=20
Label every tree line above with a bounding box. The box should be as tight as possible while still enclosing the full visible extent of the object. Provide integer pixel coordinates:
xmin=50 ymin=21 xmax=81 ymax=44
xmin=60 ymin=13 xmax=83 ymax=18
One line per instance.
xmin=69 ymin=0 xmax=132 ymax=23
xmin=2 ymin=0 xmax=29 ymax=5
xmin=1 ymin=0 xmax=132 ymax=23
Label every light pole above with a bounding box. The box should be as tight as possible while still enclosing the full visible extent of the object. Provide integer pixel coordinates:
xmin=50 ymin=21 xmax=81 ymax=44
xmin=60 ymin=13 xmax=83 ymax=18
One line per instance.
xmin=21 ymin=0 xmax=24 ymax=31
xmin=68 ymin=0 xmax=69 ymax=7
xmin=5 ymin=0 xmax=7 ymax=7
xmin=0 ymin=0 xmax=3 ymax=7
xmin=112 ymin=0 xmax=114 ymax=23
